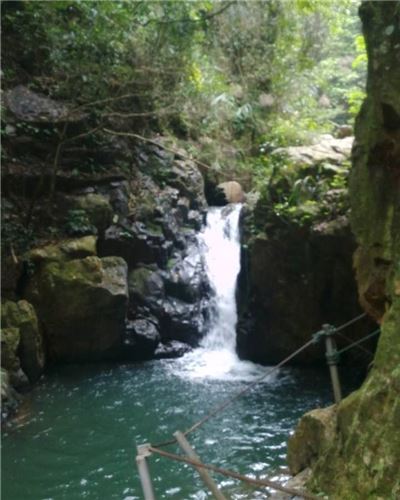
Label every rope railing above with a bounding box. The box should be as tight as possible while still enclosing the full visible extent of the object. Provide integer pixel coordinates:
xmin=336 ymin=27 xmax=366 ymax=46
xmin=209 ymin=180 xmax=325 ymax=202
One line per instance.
xmin=151 ymin=337 xmax=316 ymax=449
xmin=137 ymin=311 xmax=375 ymax=499
xmin=335 ymin=328 xmax=380 ymax=357
xmin=149 ymin=445 xmax=320 ymax=500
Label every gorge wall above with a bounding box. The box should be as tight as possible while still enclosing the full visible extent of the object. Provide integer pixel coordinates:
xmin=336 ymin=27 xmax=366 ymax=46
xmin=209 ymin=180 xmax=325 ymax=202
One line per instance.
xmin=237 ymin=135 xmax=376 ymax=366
xmin=1 ymin=97 xmax=212 ymax=419
xmin=288 ymin=2 xmax=400 ymax=497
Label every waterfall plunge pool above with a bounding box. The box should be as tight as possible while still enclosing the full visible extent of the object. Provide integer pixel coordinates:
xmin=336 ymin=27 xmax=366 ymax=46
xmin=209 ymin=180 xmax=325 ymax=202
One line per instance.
xmin=2 ymin=361 xmax=343 ymax=500
xmin=1 ymin=206 xmax=363 ymax=498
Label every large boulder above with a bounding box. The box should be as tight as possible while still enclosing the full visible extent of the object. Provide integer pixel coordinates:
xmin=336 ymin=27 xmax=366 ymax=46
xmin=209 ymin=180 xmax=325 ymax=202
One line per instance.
xmin=287 ymin=406 xmax=337 ymax=475
xmin=237 ymin=217 xmax=373 ymax=365
xmin=1 ymin=368 xmax=20 ymax=421
xmin=1 ymin=300 xmax=45 ymax=382
xmin=0 ymin=327 xmax=28 ymax=389
xmin=272 ymin=135 xmax=354 ymax=167
xmin=26 ymin=236 xmax=97 ymax=264
xmin=216 ymin=181 xmax=245 ymax=204
xmin=24 ymin=256 xmax=128 ymax=361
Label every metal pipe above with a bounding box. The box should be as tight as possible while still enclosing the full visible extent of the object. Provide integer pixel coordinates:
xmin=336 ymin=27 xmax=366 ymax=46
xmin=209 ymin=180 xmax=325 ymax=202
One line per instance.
xmin=136 ymin=444 xmax=156 ymax=500
xmin=325 ymin=334 xmax=342 ymax=404
xmin=174 ymin=431 xmax=227 ymax=500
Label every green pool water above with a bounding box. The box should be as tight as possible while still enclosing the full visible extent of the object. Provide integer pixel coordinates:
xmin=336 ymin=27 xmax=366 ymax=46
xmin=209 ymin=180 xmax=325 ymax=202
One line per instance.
xmin=1 ymin=358 xmax=355 ymax=500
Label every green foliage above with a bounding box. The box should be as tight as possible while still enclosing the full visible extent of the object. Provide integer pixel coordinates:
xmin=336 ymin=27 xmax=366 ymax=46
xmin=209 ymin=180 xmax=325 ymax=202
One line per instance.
xmin=251 ymin=153 xmax=350 ymax=230
xmin=2 ymin=0 xmax=367 ymax=196
xmin=1 ymin=218 xmax=35 ymax=255
xmin=64 ymin=209 xmax=97 ymax=237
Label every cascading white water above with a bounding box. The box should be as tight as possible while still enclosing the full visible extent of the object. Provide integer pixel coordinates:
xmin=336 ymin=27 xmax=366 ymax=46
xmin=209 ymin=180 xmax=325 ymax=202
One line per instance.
xmin=172 ymin=203 xmax=269 ymax=381
xmin=201 ymin=204 xmax=242 ymax=351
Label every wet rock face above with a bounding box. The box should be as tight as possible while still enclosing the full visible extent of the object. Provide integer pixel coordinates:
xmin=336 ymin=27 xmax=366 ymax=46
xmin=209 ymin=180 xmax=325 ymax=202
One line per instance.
xmin=127 ymin=239 xmax=211 ymax=348
xmin=122 ymin=319 xmax=161 ymax=360
xmin=1 ymin=103 xmax=210 ymax=375
xmin=237 ymin=209 xmax=372 ymax=366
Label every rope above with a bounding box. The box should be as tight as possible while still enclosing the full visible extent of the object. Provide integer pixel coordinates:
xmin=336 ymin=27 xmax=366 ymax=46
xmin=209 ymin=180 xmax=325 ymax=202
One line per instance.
xmin=335 ymin=328 xmax=380 ymax=356
xmin=152 ymin=312 xmax=370 ymax=449
xmin=334 ymin=312 xmax=367 ymax=333
xmin=149 ymin=446 xmax=320 ymax=500
xmin=336 ymin=331 xmax=373 ymax=356
xmin=152 ymin=337 xmax=316 ymax=449
xmin=183 ymin=338 xmax=316 ymax=437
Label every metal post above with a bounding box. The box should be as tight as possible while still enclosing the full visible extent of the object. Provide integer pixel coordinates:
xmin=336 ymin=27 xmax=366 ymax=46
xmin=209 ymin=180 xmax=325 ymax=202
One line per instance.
xmin=136 ymin=444 xmax=156 ymax=500
xmin=174 ymin=431 xmax=227 ymax=500
xmin=323 ymin=325 xmax=342 ymax=404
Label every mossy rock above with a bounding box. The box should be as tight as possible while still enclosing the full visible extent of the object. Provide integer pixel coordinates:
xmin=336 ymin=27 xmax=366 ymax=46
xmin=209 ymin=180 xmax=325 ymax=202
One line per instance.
xmin=1 ymin=368 xmax=20 ymax=420
xmin=26 ymin=236 xmax=97 ymax=264
xmin=69 ymin=194 xmax=113 ymax=232
xmin=24 ymin=256 xmax=128 ymax=361
xmin=1 ymin=327 xmax=20 ymax=373
xmin=0 ymin=327 xmax=29 ymax=389
xmin=1 ymin=300 xmax=45 ymax=382
xmin=128 ymin=266 xmax=164 ymax=304
xmin=287 ymin=406 xmax=337 ymax=475
xmin=296 ymin=4 xmax=400 ymax=497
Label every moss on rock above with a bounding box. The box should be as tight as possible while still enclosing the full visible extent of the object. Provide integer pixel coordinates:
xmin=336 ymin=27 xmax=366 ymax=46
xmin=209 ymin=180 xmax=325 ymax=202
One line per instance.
xmin=24 ymin=256 xmax=128 ymax=361
xmin=1 ymin=300 xmax=45 ymax=382
xmin=289 ymin=3 xmax=400 ymax=497
xmin=27 ymin=236 xmax=97 ymax=264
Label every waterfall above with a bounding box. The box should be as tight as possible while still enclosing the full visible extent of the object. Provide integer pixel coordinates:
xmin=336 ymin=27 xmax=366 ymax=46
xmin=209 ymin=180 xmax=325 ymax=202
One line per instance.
xmin=200 ymin=204 xmax=242 ymax=351
xmin=169 ymin=202 xmax=269 ymax=382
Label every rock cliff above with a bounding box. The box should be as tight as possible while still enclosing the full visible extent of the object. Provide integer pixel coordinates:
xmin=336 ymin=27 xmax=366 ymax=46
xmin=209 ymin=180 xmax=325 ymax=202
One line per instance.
xmin=237 ymin=135 xmax=375 ymax=365
xmin=288 ymin=3 xmax=400 ymax=497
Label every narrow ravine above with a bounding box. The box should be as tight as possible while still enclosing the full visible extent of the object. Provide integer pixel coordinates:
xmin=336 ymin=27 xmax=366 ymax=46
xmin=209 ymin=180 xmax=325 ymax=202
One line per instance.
xmin=1 ymin=205 xmax=360 ymax=500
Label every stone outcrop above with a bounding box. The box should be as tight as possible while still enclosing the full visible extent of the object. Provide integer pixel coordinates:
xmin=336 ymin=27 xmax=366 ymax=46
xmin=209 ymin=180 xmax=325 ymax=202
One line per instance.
xmin=2 ymin=135 xmax=210 ymax=373
xmin=1 ymin=368 xmax=20 ymax=421
xmin=216 ymin=181 xmax=245 ymax=204
xmin=289 ymin=3 xmax=400 ymax=497
xmin=24 ymin=255 xmax=128 ymax=361
xmin=1 ymin=300 xmax=45 ymax=382
xmin=237 ymin=135 xmax=375 ymax=365
xmin=287 ymin=406 xmax=336 ymax=475
xmin=1 ymin=75 xmax=211 ymax=422
xmin=0 ymin=327 xmax=28 ymax=389
xmin=272 ymin=135 xmax=353 ymax=166
xmin=4 ymin=85 xmax=86 ymax=123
